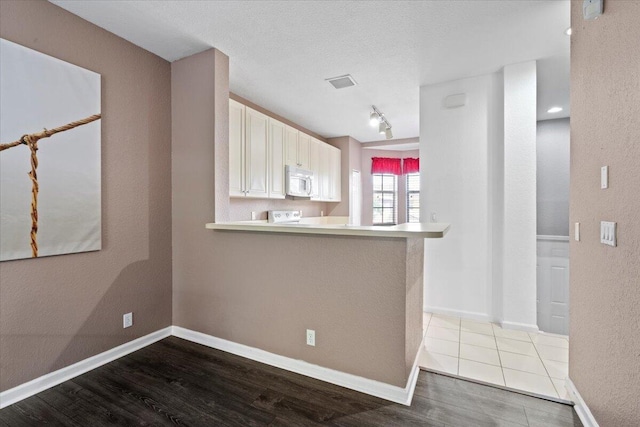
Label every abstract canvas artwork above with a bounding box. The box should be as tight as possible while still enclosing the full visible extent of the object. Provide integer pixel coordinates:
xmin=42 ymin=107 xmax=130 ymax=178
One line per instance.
xmin=0 ymin=38 xmax=101 ymax=261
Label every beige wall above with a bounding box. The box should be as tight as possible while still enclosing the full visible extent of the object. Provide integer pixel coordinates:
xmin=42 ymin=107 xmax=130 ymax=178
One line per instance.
xmin=361 ymin=149 xmax=420 ymax=225
xmin=0 ymin=0 xmax=172 ymax=392
xmin=570 ymin=1 xmax=640 ymax=425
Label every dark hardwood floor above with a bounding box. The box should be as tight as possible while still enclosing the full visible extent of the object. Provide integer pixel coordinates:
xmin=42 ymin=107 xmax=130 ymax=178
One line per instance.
xmin=0 ymin=336 xmax=582 ymax=426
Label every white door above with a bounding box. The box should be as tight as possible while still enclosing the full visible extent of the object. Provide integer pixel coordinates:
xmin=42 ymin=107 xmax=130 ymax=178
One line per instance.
xmin=350 ymin=170 xmax=361 ymax=226
xmin=536 ymin=236 xmax=570 ymax=335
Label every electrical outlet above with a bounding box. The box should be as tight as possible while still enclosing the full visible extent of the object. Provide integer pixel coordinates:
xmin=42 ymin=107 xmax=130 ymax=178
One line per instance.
xmin=251 ymin=211 xmax=257 ymax=220
xmin=123 ymin=312 xmax=133 ymax=328
xmin=306 ymin=329 xmax=315 ymax=346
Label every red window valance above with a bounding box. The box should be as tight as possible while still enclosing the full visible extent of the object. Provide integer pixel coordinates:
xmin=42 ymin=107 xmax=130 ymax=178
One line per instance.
xmin=403 ymin=157 xmax=420 ymax=174
xmin=371 ymin=157 xmax=403 ymax=175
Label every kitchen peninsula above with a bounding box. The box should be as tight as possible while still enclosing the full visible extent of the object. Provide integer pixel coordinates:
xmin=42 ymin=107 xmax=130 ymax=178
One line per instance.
xmin=203 ymin=220 xmax=450 ymax=403
xmin=171 ymin=47 xmax=450 ymax=405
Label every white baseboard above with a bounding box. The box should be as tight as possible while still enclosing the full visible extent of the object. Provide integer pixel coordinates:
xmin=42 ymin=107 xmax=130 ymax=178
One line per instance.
xmin=172 ymin=326 xmax=420 ymax=406
xmin=425 ymin=308 xmax=540 ymax=333
xmin=500 ymin=320 xmax=539 ymax=333
xmin=0 ymin=327 xmax=172 ymax=409
xmin=424 ymin=306 xmax=496 ymax=323
xmin=1 ymin=325 xmax=422 ymax=409
xmin=566 ymin=378 xmax=599 ymax=427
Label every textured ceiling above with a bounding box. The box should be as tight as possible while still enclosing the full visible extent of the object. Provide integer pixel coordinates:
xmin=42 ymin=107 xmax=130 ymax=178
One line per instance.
xmin=51 ymin=0 xmax=570 ymax=142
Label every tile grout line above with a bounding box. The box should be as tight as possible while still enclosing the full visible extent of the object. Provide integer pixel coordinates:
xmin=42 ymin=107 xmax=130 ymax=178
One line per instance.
xmin=529 ymin=336 xmax=560 ymax=399
xmin=456 ymin=317 xmax=461 ymax=375
xmin=493 ymin=323 xmax=508 ymax=387
xmin=531 ymin=338 xmax=562 ymax=399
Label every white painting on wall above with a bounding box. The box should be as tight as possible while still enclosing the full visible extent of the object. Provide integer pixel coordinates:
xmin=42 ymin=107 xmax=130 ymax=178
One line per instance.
xmin=0 ymin=38 xmax=101 ymax=261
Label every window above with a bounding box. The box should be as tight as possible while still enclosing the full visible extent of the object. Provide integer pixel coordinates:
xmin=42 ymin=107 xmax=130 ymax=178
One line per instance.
xmin=373 ymin=174 xmax=397 ymax=225
xmin=406 ymin=173 xmax=420 ymax=223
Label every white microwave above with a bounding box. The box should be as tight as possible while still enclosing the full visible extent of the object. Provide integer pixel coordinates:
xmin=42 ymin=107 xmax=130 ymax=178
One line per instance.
xmin=285 ymin=165 xmax=313 ymax=199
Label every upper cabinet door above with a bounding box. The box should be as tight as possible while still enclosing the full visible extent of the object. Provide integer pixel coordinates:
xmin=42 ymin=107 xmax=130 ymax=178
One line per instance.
xmin=329 ymin=146 xmax=342 ymax=201
xmin=229 ymin=99 xmax=245 ymax=197
xmin=319 ymin=143 xmax=330 ymax=201
xmin=297 ymin=132 xmax=311 ymax=169
xmin=245 ymin=107 xmax=269 ymax=198
xmin=269 ymin=118 xmax=286 ymax=199
xmin=309 ymin=137 xmax=321 ymax=199
xmin=284 ymin=125 xmax=299 ymax=167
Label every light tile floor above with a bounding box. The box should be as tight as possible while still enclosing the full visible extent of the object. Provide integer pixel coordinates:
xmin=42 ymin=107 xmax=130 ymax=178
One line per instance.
xmin=419 ymin=313 xmax=571 ymax=401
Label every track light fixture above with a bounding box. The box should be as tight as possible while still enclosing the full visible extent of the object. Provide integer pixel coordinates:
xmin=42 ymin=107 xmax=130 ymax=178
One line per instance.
xmin=369 ymin=112 xmax=380 ymax=126
xmin=370 ymin=105 xmax=393 ymax=139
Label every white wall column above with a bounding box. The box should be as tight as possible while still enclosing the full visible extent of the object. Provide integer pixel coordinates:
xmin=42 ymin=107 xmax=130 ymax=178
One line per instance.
xmin=501 ymin=61 xmax=538 ymax=330
xmin=420 ymin=62 xmax=537 ymax=329
xmin=420 ymin=75 xmax=496 ymax=321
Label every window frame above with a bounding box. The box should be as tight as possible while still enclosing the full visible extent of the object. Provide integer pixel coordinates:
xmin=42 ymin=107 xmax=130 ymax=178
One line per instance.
xmin=406 ymin=173 xmax=420 ymax=223
xmin=372 ymin=173 xmax=398 ymax=225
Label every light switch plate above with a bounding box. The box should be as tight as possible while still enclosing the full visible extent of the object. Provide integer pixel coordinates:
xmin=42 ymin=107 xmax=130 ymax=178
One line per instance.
xmin=601 ymin=166 xmax=608 ymax=189
xmin=583 ymin=0 xmax=603 ymax=20
xmin=600 ymin=221 xmax=616 ymax=247
xmin=575 ymin=222 xmax=580 ymax=241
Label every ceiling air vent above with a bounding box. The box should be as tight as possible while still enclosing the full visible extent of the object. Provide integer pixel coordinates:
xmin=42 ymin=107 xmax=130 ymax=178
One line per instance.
xmin=325 ymin=74 xmax=357 ymax=89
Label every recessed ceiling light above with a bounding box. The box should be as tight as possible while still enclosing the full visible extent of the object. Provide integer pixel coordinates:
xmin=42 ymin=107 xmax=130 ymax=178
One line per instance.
xmin=565 ymin=27 xmax=572 ymax=36
xmin=547 ymin=106 xmax=563 ymax=113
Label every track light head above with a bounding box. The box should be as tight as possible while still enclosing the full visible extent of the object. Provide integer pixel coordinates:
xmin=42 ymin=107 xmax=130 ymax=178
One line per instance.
xmin=369 ymin=112 xmax=379 ymax=127
xmin=378 ymin=122 xmax=387 ymax=134
xmin=385 ymin=127 xmax=393 ymax=140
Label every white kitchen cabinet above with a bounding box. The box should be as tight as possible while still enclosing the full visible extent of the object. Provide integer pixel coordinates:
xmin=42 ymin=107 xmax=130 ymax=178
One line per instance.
xmin=298 ymin=132 xmax=311 ymax=169
xmin=229 ymin=98 xmax=341 ymax=202
xmin=269 ymin=118 xmax=286 ymax=199
xmin=313 ymin=142 xmax=342 ymax=202
xmin=244 ymin=107 xmax=269 ymax=198
xmin=230 ymin=101 xmax=270 ymax=199
xmin=309 ymin=137 xmax=321 ymax=199
xmin=319 ymin=142 xmax=330 ymax=200
xmin=229 ymin=99 xmax=245 ymax=197
xmin=284 ymin=125 xmax=311 ymax=169
xmin=329 ymin=145 xmax=342 ymax=201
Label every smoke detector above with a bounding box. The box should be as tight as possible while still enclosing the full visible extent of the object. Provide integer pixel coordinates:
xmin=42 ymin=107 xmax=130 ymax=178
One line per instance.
xmin=325 ymin=74 xmax=357 ymax=89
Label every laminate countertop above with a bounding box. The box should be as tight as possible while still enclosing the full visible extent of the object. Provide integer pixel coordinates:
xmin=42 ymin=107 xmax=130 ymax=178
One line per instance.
xmin=205 ymin=221 xmax=450 ymax=239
